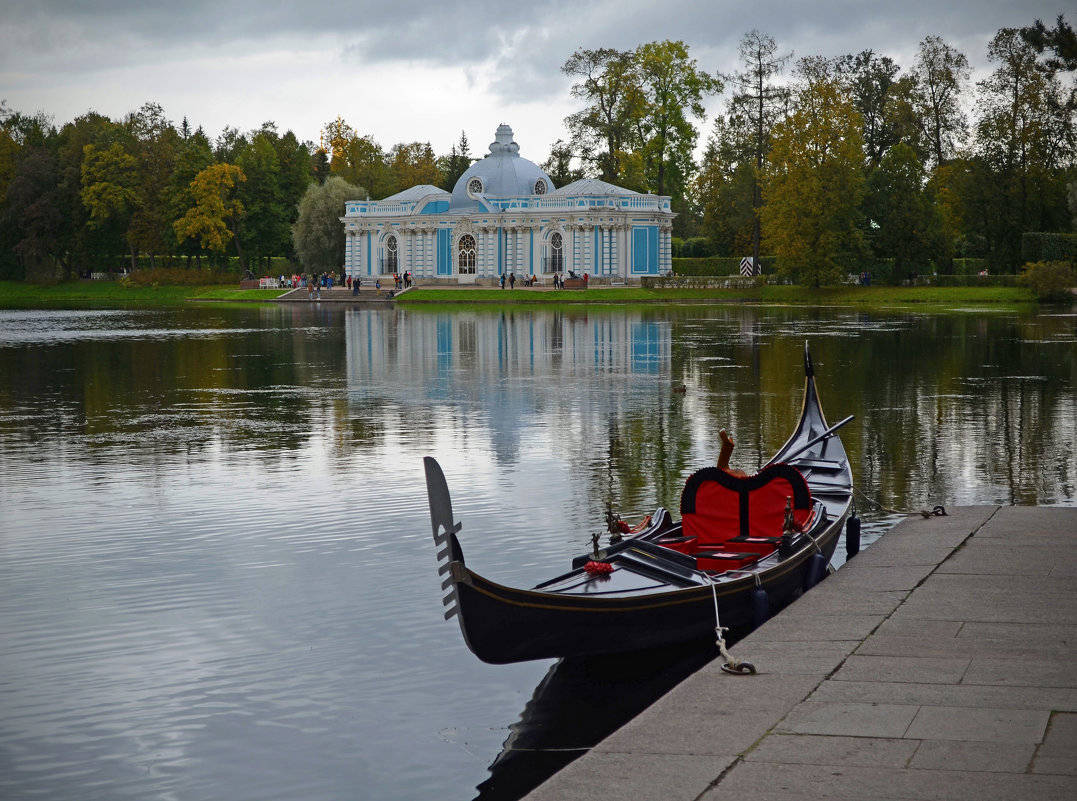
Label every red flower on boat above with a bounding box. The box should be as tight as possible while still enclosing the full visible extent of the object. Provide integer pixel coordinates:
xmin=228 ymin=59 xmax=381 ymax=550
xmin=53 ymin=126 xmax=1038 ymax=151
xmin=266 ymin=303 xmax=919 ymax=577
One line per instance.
xmin=583 ymin=560 xmax=614 ymax=575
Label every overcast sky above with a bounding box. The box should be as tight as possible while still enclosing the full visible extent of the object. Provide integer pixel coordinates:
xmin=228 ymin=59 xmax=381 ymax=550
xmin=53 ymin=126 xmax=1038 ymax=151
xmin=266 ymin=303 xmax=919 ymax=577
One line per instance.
xmin=1 ymin=1 xmax=1067 ymax=161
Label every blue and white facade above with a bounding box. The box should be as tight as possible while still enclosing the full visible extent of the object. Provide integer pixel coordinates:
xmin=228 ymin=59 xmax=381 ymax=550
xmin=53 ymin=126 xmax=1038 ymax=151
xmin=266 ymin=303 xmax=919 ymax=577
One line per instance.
xmin=340 ymin=124 xmax=674 ymax=284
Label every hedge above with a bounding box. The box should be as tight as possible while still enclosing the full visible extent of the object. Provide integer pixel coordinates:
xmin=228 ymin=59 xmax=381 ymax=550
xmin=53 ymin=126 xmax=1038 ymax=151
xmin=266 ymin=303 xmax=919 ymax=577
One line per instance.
xmin=1022 ymin=233 xmax=1077 ymax=264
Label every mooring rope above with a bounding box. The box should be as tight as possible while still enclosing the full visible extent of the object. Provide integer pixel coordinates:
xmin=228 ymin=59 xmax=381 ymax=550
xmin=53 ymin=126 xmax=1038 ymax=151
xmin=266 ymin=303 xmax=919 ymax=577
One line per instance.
xmin=852 ymin=485 xmax=947 ymax=519
xmin=707 ymin=577 xmax=756 ymax=675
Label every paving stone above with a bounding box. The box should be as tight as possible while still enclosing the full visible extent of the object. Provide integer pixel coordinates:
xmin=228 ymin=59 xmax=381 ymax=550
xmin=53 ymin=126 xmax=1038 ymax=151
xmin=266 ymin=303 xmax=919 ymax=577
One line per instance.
xmin=778 ymin=586 xmax=908 ymax=616
xmin=523 ymin=751 xmax=734 ymax=801
xmin=888 ymin=575 xmax=1077 ymax=625
xmin=857 ymin=633 xmax=1076 ymax=660
xmin=937 ymin=542 xmax=1077 ymax=577
xmin=904 ymin=705 xmax=1049 ymax=743
xmin=962 ymin=657 xmax=1077 ymax=688
xmin=873 ymin=618 xmax=962 ymax=639
xmin=824 ymin=563 xmax=938 ymax=592
xmin=724 ymin=640 xmax=860 ymax=676
xmin=833 ymin=654 xmax=971 ymax=685
xmin=809 ymin=678 xmax=1077 ymax=713
xmin=777 ymin=701 xmax=918 ymax=738
xmin=745 ymin=733 xmax=918 ymax=767
xmin=709 ymin=761 xmax=1077 ymax=801
xmin=957 ymin=621 xmax=1077 ymax=647
xmin=981 ymin=506 xmax=1077 ymax=539
xmin=1033 ymin=712 xmax=1077 ymax=775
xmin=593 ymin=673 xmax=820 ymax=756
xmin=745 ymin=612 xmax=886 ymax=643
xmin=909 ymin=739 xmax=1035 ymax=772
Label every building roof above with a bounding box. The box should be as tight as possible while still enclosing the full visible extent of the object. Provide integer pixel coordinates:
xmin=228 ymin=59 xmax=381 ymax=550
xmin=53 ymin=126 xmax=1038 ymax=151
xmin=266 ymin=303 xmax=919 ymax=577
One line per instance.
xmin=381 ymin=184 xmax=449 ymax=203
xmin=449 ymin=124 xmax=554 ymax=211
xmin=551 ymin=178 xmax=640 ymax=196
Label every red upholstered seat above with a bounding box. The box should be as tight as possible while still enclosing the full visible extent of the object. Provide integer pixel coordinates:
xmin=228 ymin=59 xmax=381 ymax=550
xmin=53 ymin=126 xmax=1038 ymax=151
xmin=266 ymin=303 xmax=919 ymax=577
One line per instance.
xmin=680 ymin=464 xmax=812 ymax=546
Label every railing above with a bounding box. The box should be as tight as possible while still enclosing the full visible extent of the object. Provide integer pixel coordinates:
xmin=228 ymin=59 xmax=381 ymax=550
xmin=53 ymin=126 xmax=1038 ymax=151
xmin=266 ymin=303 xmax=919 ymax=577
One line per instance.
xmin=346 ymin=194 xmax=671 ymax=217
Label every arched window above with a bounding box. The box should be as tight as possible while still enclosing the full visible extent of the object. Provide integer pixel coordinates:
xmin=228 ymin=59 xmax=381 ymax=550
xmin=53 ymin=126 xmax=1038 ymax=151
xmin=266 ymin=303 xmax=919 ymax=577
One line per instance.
xmin=458 ymin=234 xmax=476 ymax=274
xmin=385 ymin=235 xmax=398 ymax=273
xmin=547 ymin=231 xmax=564 ymax=273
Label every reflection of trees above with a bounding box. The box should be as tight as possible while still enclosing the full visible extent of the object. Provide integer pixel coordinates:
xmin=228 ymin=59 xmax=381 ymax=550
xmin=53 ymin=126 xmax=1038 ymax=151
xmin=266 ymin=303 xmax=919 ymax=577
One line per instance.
xmin=2 ymin=304 xmax=1072 ymax=510
xmin=0 ymin=307 xmax=360 ymax=475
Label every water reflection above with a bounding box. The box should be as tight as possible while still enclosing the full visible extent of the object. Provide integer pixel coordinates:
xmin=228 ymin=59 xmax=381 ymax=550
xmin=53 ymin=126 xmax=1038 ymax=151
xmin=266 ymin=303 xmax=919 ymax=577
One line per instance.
xmin=0 ymin=304 xmax=1073 ymax=801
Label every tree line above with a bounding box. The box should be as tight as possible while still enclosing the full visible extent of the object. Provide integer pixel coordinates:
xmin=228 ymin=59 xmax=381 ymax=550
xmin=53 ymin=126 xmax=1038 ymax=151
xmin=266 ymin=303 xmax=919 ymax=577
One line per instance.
xmin=1 ymin=15 xmax=1074 ymax=284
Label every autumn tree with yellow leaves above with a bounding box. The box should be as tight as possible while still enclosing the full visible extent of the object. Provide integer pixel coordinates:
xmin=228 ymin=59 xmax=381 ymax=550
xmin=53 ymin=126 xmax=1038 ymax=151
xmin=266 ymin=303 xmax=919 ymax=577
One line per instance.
xmin=760 ymin=72 xmax=867 ymax=286
xmin=173 ymin=163 xmax=247 ymax=270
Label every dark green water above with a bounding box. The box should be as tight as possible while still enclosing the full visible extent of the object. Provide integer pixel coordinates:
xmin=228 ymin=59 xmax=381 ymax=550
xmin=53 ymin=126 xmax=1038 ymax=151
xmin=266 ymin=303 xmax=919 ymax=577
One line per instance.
xmin=0 ymin=303 xmax=1073 ymax=801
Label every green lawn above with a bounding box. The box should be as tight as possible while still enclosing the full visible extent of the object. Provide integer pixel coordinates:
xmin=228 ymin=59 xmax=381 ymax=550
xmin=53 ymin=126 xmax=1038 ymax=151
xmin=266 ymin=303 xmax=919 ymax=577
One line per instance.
xmin=0 ymin=281 xmax=287 ymax=308
xmin=396 ymin=285 xmax=1035 ymax=306
xmin=0 ymin=280 xmax=1037 ymax=310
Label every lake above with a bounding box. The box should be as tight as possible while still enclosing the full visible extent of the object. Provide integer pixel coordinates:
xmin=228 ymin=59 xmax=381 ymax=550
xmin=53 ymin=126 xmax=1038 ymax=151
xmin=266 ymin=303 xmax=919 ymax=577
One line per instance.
xmin=0 ymin=302 xmax=1074 ymax=801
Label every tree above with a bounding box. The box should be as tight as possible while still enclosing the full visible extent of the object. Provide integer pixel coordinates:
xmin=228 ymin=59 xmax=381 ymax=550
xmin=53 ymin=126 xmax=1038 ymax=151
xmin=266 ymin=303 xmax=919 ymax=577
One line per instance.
xmin=562 ymin=48 xmax=643 ymax=183
xmin=325 ymin=122 xmax=393 ymax=199
xmin=5 ymin=145 xmax=63 ymax=278
xmin=388 ymin=141 xmax=441 ymax=192
xmin=760 ymin=74 xmax=867 ymax=285
xmin=634 ymin=40 xmax=722 ymax=199
xmin=1021 ymin=14 xmax=1077 ymax=74
xmin=437 ymin=131 xmax=474 ymax=191
xmin=913 ymin=36 xmax=971 ymax=167
xmin=833 ymin=50 xmax=923 ymax=169
xmin=168 ymin=124 xmax=214 ymax=266
xmin=541 ymin=139 xmax=584 ymax=187
xmin=235 ymin=130 xmax=287 ymax=270
xmin=54 ymin=112 xmax=124 ymax=276
xmin=293 ymin=175 xmax=364 ymax=273
xmin=864 ymin=143 xmax=943 ymax=275
xmin=80 ymin=140 xmax=140 ymax=269
xmin=173 ymin=163 xmax=247 ymax=270
xmin=722 ymin=30 xmax=792 ymax=268
xmin=972 ymin=27 xmax=1075 ymax=268
xmin=696 ymin=115 xmax=758 ymax=256
xmin=311 ymin=148 xmax=330 ymax=185
xmin=125 ymin=102 xmax=179 ymax=268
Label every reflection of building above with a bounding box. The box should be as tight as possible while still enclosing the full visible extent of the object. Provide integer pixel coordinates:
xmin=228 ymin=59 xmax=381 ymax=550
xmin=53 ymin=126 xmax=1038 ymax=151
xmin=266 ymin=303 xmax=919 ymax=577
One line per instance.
xmin=340 ymin=125 xmax=674 ymax=284
xmin=344 ymin=309 xmax=671 ymax=462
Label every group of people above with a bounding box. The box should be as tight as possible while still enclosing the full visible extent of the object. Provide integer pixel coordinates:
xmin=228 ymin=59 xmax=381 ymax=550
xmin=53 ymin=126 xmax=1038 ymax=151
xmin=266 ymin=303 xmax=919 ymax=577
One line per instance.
xmin=392 ymin=272 xmax=413 ymax=289
xmin=495 ymin=272 xmax=591 ymax=289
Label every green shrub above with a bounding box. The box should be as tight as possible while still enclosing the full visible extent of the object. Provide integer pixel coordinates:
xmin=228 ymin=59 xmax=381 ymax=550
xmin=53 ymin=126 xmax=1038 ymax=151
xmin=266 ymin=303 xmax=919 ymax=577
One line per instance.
xmin=1018 ymin=260 xmax=1077 ymax=302
xmin=1021 ymin=233 xmax=1077 ymax=264
xmin=125 ymin=267 xmax=238 ymax=287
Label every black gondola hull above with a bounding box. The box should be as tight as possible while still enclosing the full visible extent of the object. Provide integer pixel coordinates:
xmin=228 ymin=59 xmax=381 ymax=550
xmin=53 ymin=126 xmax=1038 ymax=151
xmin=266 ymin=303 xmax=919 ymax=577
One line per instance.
xmin=451 ymin=516 xmax=841 ymax=664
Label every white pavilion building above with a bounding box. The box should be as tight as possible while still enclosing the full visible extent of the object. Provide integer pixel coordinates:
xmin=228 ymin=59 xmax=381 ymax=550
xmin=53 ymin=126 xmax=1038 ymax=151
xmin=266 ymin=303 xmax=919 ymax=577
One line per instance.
xmin=340 ymin=124 xmax=674 ymax=284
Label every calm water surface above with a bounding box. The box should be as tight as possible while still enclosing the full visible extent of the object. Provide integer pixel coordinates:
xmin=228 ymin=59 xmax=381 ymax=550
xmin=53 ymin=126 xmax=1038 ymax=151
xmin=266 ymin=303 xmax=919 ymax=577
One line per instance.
xmin=1 ymin=303 xmax=1074 ymax=801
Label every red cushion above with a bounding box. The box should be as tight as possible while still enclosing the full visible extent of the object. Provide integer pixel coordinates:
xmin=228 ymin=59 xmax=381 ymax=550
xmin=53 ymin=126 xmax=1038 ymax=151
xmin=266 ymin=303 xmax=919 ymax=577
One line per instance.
xmin=681 ymin=464 xmax=812 ymax=545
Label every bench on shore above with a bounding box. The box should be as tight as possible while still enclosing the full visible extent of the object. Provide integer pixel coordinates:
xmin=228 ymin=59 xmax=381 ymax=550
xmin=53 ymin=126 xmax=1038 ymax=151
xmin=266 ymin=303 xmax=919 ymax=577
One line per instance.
xmin=562 ymin=278 xmax=587 ymax=289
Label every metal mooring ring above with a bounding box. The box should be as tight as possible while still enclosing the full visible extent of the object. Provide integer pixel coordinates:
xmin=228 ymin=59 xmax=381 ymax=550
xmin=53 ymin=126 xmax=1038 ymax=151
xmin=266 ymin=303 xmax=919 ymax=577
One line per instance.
xmin=721 ymin=661 xmax=757 ymax=675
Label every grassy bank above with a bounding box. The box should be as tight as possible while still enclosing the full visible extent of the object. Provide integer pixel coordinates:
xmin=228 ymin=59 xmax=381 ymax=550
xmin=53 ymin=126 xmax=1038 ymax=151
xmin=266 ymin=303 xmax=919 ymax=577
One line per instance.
xmin=0 ymin=280 xmax=1040 ymax=310
xmin=396 ymin=285 xmax=1036 ymax=307
xmin=0 ymin=281 xmax=284 ymax=308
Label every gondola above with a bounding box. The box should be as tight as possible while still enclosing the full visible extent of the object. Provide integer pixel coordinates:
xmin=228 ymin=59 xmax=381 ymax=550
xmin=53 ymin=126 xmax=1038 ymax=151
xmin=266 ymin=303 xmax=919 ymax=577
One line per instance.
xmin=424 ymin=343 xmax=855 ymax=665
